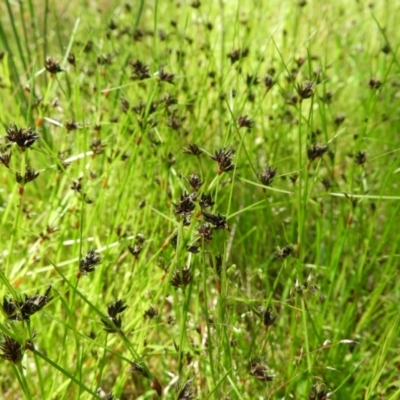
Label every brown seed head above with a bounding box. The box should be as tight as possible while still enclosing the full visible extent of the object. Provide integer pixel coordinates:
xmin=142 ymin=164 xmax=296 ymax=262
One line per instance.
xmin=202 ymin=212 xmax=229 ymax=230
xmin=249 ymin=359 xmax=274 ymax=382
xmin=67 ymin=52 xmax=76 ymax=66
xmin=183 ymin=142 xmax=202 ymax=156
xmin=199 ymin=193 xmax=214 ymax=209
xmin=0 ymin=152 xmax=11 ymax=168
xmin=354 ymin=151 xmax=367 ymax=165
xmin=187 ymin=173 xmax=203 ymax=191
xmin=79 ymin=249 xmax=101 ymax=276
xmin=307 ymin=143 xmax=328 ymax=161
xmin=45 ymin=57 xmax=63 ymax=74
xmin=0 ymin=335 xmax=23 ymax=364
xmin=258 ymin=165 xmax=277 ymax=186
xmin=158 ymin=67 xmax=175 ymax=84
xmin=296 ymin=80 xmax=315 ymax=99
xmin=170 ymin=267 xmax=192 ymax=289
xmin=131 ymin=60 xmax=150 ymax=80
xmin=15 ymin=168 xmax=39 ymax=184
xmin=210 ymin=147 xmax=235 ymax=174
xmin=237 ymin=115 xmax=254 ymax=129
xmin=173 ymin=192 xmax=197 ymax=215
xmin=369 ymin=78 xmax=381 ymax=90
xmin=6 ymin=124 xmax=39 ymax=149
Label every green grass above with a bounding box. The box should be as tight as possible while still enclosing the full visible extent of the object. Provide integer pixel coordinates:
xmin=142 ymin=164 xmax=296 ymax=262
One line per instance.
xmin=1 ymin=0 xmax=400 ymax=398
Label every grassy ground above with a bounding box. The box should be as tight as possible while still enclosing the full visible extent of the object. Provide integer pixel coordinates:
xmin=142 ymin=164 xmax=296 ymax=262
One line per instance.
xmin=1 ymin=0 xmax=400 ymax=399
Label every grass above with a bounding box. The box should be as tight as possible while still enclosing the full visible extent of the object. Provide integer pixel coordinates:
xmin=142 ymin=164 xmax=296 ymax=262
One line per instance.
xmin=0 ymin=0 xmax=400 ymax=398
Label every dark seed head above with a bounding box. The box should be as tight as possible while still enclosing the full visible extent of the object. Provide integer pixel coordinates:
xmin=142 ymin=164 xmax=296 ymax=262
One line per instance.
xmin=83 ymin=40 xmax=93 ymax=53
xmin=210 ymin=147 xmax=235 ymax=174
xmin=307 ymin=143 xmax=328 ymax=162
xmin=289 ymin=173 xmax=299 ymax=184
xmin=143 ymin=306 xmax=158 ymax=319
xmin=170 ymin=267 xmax=192 ymax=289
xmin=354 ymin=151 xmax=367 ymax=165
xmin=321 ymin=177 xmax=331 ymax=190
xmin=90 ymin=138 xmax=106 ymax=155
xmin=187 ymin=173 xmax=203 ymax=191
xmin=296 ymin=56 xmax=306 ymax=67
xmin=275 ymin=245 xmax=293 ymax=259
xmin=67 ymin=52 xmax=76 ymax=66
xmin=164 ymin=93 xmax=178 ymax=108
xmin=173 ymin=192 xmax=197 ymax=215
xmin=382 ymin=44 xmax=391 ymax=54
xmin=106 ymin=299 xmax=128 ymax=319
xmin=309 ymin=383 xmax=328 ymax=400
xmin=296 ymin=80 xmax=315 ymax=99
xmin=131 ymin=60 xmax=150 ymax=80
xmin=15 ymin=168 xmax=39 ymax=184
xmin=205 ymin=21 xmax=213 ymax=30
xmin=0 ymin=335 xmax=23 ymax=364
xmin=45 ymin=57 xmax=63 ymax=74
xmin=258 ymin=165 xmax=277 ymax=186
xmin=249 ymin=359 xmax=274 ymax=382
xmin=263 ymin=307 xmax=276 ymax=327
xmin=183 ymin=143 xmax=202 ymax=156
xmin=128 ymin=361 xmax=151 ymax=379
xmin=71 ymin=177 xmax=83 ymax=192
xmin=197 ymin=224 xmax=213 ymax=242
xmin=6 ymin=124 xmax=39 ymax=149
xmin=263 ymin=74 xmax=275 ymax=90
xmin=79 ymin=249 xmax=101 ymax=276
xmin=199 ymin=193 xmax=215 ymax=209
xmin=187 ymin=243 xmax=200 ymax=253
xmin=133 ymin=29 xmax=145 ymax=41
xmin=158 ymin=67 xmax=175 ymax=84
xmin=121 ymin=97 xmax=130 ymax=113
xmin=334 ymin=113 xmax=346 ymax=126
xmin=0 ymin=152 xmax=12 ymax=168
xmin=128 ymin=244 xmax=142 ymax=257
xmin=19 ymin=287 xmax=53 ymax=320
xmin=2 ymin=297 xmax=17 ymax=317
xmin=65 ymin=120 xmax=80 ymax=132
xmin=237 ymin=115 xmax=254 ymax=129
xmin=202 ymin=212 xmax=229 ymax=230
xmin=7 ymin=286 xmax=53 ymax=322
xmin=101 ymin=315 xmax=122 ymax=333
xmin=191 ymin=1 xmax=201 ymax=8
xmin=228 ymin=48 xmax=249 ymax=64
xmin=246 ymin=74 xmax=259 ymax=86
xmin=369 ymin=78 xmax=381 ymax=90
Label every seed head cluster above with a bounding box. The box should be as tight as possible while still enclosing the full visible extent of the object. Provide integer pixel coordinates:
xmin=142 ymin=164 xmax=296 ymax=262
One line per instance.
xmin=101 ymin=299 xmax=128 ymax=333
xmin=2 ymin=286 xmax=52 ymax=322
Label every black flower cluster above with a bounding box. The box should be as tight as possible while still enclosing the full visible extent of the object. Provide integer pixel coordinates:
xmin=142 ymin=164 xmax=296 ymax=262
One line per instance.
xmin=173 ymin=192 xmax=197 ymax=216
xmin=78 ymin=249 xmax=101 ymax=277
xmin=45 ymin=57 xmax=63 ymax=73
xmin=2 ymin=286 xmax=53 ymax=322
xmin=249 ymin=359 xmax=274 ymax=382
xmin=170 ymin=267 xmax=192 ymax=290
xmin=6 ymin=124 xmax=39 ymax=149
xmin=0 ymin=335 xmax=24 ymax=364
xmin=258 ymin=165 xmax=277 ymax=187
xmin=210 ymin=147 xmax=235 ymax=175
xmin=101 ymin=299 xmax=128 ymax=333
xmin=307 ymin=143 xmax=328 ymax=162
xmin=3 ymin=124 xmax=42 ymax=192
